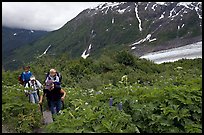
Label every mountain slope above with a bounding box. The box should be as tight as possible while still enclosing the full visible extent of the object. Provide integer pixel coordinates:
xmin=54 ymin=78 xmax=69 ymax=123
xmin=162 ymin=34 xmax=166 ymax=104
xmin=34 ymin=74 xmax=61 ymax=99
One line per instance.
xmin=2 ymin=26 xmax=48 ymax=70
xmin=4 ymin=2 xmax=202 ymax=70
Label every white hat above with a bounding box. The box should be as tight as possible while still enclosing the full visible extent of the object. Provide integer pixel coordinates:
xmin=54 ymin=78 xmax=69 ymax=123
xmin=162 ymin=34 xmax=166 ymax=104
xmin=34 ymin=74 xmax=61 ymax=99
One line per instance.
xmin=30 ymin=76 xmax=36 ymax=80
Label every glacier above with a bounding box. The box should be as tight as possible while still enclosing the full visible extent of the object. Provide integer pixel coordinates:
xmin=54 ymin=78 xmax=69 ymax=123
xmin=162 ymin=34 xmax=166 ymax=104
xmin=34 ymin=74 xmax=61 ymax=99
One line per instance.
xmin=140 ymin=41 xmax=202 ymax=64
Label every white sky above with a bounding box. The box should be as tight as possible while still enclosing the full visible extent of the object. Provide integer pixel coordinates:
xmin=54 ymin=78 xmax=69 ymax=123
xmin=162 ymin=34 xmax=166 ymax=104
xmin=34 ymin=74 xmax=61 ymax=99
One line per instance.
xmin=2 ymin=2 xmax=104 ymax=31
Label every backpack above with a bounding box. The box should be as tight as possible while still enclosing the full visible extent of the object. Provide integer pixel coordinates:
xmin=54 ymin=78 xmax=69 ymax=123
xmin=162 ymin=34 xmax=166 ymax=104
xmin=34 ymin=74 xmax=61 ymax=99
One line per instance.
xmin=26 ymin=80 xmax=41 ymax=99
xmin=18 ymin=73 xmax=24 ymax=85
xmin=27 ymin=81 xmax=38 ymax=88
xmin=45 ymin=71 xmax=62 ymax=83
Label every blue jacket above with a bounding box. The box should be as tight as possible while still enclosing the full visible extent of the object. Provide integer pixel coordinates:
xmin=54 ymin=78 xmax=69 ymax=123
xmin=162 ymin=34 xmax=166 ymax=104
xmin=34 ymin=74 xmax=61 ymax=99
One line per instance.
xmin=22 ymin=71 xmax=32 ymax=83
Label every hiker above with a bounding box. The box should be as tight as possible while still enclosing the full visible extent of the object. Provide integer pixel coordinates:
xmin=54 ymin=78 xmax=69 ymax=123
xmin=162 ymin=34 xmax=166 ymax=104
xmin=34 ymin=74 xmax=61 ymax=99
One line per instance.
xmin=20 ymin=66 xmax=32 ymax=87
xmin=38 ymin=80 xmax=66 ymax=115
xmin=45 ymin=68 xmax=64 ymax=110
xmin=24 ymin=75 xmax=43 ymax=104
xmin=45 ymin=68 xmax=62 ymax=86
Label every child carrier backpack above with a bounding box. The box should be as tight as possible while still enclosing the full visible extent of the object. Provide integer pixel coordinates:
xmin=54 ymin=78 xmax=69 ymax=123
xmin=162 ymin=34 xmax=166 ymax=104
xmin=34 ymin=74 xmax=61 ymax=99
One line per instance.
xmin=45 ymin=71 xmax=62 ymax=83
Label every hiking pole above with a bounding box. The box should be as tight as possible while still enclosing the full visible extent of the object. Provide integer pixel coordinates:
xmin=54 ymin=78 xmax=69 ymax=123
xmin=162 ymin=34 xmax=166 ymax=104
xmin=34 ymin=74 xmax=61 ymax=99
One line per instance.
xmin=61 ymin=100 xmax=65 ymax=110
xmin=40 ymin=104 xmax=43 ymax=115
xmin=63 ymin=101 xmax=65 ymax=110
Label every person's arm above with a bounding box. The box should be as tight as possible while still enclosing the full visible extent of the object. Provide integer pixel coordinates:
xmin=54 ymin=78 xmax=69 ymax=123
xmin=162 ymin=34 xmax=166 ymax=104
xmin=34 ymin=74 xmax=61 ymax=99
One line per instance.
xmin=22 ymin=72 xmax=25 ymax=82
xmin=39 ymin=91 xmax=46 ymax=105
xmin=60 ymin=89 xmax=66 ymax=101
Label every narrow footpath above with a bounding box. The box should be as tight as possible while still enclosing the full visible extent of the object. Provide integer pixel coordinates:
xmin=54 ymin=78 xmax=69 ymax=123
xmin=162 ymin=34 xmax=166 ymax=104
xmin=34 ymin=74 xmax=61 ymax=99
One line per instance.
xmin=2 ymin=110 xmax=53 ymax=133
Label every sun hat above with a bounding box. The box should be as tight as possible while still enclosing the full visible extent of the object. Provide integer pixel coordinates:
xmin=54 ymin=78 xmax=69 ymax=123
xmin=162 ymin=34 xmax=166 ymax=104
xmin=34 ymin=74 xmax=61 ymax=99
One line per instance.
xmin=45 ymin=80 xmax=54 ymax=89
xmin=30 ymin=75 xmax=36 ymax=81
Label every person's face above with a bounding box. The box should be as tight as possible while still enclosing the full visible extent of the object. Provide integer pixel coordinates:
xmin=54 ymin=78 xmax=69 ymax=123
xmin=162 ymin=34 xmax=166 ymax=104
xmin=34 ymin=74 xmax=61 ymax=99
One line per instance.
xmin=48 ymin=83 xmax=54 ymax=91
xmin=50 ymin=72 xmax=56 ymax=77
xmin=24 ymin=67 xmax=29 ymax=72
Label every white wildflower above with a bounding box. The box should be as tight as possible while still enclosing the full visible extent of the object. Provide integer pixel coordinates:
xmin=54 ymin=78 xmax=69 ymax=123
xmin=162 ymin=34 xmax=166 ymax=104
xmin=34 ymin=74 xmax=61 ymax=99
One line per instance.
xmin=176 ymin=66 xmax=183 ymax=69
xmin=136 ymin=100 xmax=138 ymax=102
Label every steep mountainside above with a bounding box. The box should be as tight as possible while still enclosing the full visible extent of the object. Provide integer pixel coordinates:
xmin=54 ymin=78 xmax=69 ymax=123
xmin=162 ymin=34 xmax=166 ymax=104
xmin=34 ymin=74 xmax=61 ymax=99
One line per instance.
xmin=3 ymin=2 xmax=202 ymax=70
xmin=2 ymin=26 xmax=48 ymax=70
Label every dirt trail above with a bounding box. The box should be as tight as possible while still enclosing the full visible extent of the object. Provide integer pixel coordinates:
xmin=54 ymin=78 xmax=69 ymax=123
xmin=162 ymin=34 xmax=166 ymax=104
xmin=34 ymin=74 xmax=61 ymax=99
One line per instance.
xmin=2 ymin=110 xmax=53 ymax=133
xmin=2 ymin=125 xmax=9 ymax=133
xmin=2 ymin=124 xmax=16 ymax=133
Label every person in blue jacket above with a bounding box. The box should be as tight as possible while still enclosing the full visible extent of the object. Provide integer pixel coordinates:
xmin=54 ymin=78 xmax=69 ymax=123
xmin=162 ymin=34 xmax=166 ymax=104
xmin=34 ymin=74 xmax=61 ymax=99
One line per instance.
xmin=21 ymin=66 xmax=32 ymax=87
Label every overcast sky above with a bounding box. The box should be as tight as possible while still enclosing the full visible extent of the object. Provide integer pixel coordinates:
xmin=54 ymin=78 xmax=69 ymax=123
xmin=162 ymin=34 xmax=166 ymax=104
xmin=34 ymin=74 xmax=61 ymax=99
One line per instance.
xmin=2 ymin=2 xmax=104 ymax=31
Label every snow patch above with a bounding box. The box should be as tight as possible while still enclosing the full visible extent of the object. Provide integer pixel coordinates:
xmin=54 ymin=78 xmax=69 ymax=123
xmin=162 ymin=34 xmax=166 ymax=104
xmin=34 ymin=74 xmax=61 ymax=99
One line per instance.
xmin=149 ymin=38 xmax=157 ymax=42
xmin=145 ymin=2 xmax=150 ymax=10
xmin=105 ymin=7 xmax=109 ymax=14
xmin=195 ymin=6 xmax=202 ymax=19
xmin=81 ymin=44 xmax=92 ymax=59
xmin=183 ymin=10 xmax=188 ymax=14
xmin=97 ymin=2 xmax=126 ymax=13
xmin=177 ymin=2 xmax=193 ymax=10
xmin=159 ymin=14 xmax=164 ymax=19
xmin=131 ymin=34 xmax=156 ymax=47
xmin=156 ymin=2 xmax=166 ymax=5
xmin=91 ymin=30 xmax=94 ymax=34
xmin=112 ymin=18 xmax=114 ymax=24
xmin=37 ymin=45 xmax=52 ymax=58
xmin=151 ymin=4 xmax=157 ymax=11
xmin=135 ymin=3 xmax=142 ymax=32
xmin=171 ymin=7 xmax=185 ymax=18
xmin=117 ymin=8 xmax=126 ymax=14
xmin=168 ymin=8 xmax=175 ymax=18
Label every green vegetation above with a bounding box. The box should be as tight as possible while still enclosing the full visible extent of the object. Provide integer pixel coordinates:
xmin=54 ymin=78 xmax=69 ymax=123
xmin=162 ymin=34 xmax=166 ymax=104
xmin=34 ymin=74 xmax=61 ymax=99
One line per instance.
xmin=2 ymin=51 xmax=202 ymax=133
xmin=2 ymin=85 xmax=42 ymax=133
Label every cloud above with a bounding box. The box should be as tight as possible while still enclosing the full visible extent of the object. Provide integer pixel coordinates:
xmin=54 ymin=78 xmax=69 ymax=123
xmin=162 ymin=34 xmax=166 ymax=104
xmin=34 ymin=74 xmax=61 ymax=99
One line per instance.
xmin=2 ymin=2 xmax=104 ymax=31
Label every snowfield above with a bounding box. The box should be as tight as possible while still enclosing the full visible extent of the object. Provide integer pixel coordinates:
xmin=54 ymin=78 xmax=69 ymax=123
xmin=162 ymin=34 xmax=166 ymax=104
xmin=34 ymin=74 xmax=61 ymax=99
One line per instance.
xmin=140 ymin=41 xmax=202 ymax=64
